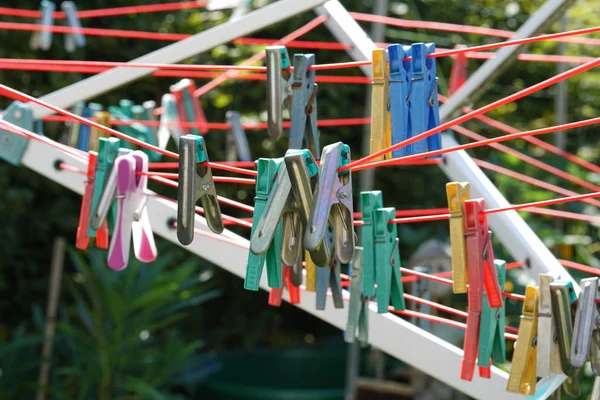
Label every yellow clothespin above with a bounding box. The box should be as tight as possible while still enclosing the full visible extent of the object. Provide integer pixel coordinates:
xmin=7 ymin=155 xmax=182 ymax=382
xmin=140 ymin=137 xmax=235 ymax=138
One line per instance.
xmin=507 ymin=285 xmax=539 ymax=395
xmin=89 ymin=111 xmax=111 ymax=152
xmin=370 ymin=49 xmax=391 ymax=161
xmin=446 ymin=182 xmax=470 ymax=293
xmin=304 ymin=250 xmax=316 ymax=292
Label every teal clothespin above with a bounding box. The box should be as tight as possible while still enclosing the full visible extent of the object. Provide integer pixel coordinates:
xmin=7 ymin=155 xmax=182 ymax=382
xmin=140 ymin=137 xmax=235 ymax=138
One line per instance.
xmin=373 ymin=207 xmax=406 ymax=313
xmin=244 ymin=158 xmax=284 ymax=291
xmin=0 ymin=101 xmax=34 ymax=165
xmin=345 ymin=246 xmax=369 ymax=345
xmin=315 ymin=230 xmax=343 ymax=310
xmin=360 ymin=191 xmax=383 ymax=297
xmin=88 ymin=137 xmax=120 ymax=236
xmin=477 ymin=259 xmax=506 ymax=378
xmin=109 ymin=105 xmax=161 ymax=161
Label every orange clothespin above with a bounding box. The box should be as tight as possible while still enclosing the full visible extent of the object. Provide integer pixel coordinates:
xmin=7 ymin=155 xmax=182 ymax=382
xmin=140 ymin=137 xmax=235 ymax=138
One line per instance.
xmin=268 ymin=266 xmax=301 ymax=307
xmin=460 ymin=198 xmax=503 ymax=381
xmin=76 ymin=152 xmax=98 ymax=250
xmin=449 ymin=45 xmax=468 ymax=96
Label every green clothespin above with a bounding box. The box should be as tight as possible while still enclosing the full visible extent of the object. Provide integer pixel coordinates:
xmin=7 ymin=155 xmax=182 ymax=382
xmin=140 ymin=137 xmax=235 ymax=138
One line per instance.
xmin=373 ymin=207 xmax=405 ymax=313
xmin=88 ymin=137 xmax=120 ymax=236
xmin=478 ymin=260 xmax=506 ymax=377
xmin=119 ymin=99 xmax=134 ymax=118
xmin=360 ymin=191 xmax=383 ymax=297
xmin=109 ymin=105 xmax=161 ymax=161
xmin=244 ymin=158 xmax=284 ymax=291
xmin=345 ymin=246 xmax=369 ymax=345
xmin=0 ymin=101 xmax=33 ymax=165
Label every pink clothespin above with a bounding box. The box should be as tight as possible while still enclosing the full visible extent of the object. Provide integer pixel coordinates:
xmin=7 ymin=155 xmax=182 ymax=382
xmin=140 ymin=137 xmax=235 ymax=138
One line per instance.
xmin=76 ymin=152 xmax=98 ymax=250
xmin=449 ymin=45 xmax=468 ymax=96
xmin=107 ymin=151 xmax=157 ymax=270
xmin=268 ymin=266 xmax=301 ymax=307
xmin=461 ymin=198 xmax=503 ymax=381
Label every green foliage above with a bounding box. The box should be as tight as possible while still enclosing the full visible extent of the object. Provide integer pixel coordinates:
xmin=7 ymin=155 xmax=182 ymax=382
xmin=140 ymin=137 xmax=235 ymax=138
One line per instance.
xmin=0 ymin=325 xmax=44 ymax=399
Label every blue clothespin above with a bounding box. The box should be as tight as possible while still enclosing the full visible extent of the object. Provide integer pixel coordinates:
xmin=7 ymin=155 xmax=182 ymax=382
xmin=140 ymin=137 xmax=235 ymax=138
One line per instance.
xmin=360 ymin=191 xmax=383 ymax=297
xmin=30 ymin=1 xmax=55 ymax=51
xmin=289 ymin=54 xmax=320 ymax=160
xmin=373 ymin=207 xmax=405 ymax=313
xmin=388 ymin=44 xmax=409 ymax=159
xmin=76 ymin=107 xmax=91 ymax=151
xmin=315 ymin=230 xmax=343 ymax=311
xmin=61 ymin=1 xmax=86 ymax=52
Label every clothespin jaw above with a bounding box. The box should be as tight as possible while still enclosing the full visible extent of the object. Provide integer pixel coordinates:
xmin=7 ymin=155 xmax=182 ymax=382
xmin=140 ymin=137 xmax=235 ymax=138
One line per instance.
xmin=550 ymin=281 xmax=577 ymax=378
xmin=477 ymin=260 xmax=506 ymax=379
xmin=446 ymin=182 xmax=471 ymax=294
xmin=268 ymin=265 xmax=300 ymax=307
xmin=289 ymin=54 xmax=319 ymax=159
xmin=360 ymin=191 xmax=383 ymax=297
xmin=507 ymin=285 xmax=539 ymax=395
xmin=177 ymin=135 xmax=224 ymax=245
xmin=304 ymin=250 xmax=317 ymax=292
xmin=305 ymin=142 xmax=355 ymax=264
xmin=315 ymin=243 xmax=344 ymax=311
xmin=265 ymin=46 xmax=291 ymax=139
xmin=89 ymin=137 xmax=120 ymax=237
xmin=170 ymin=79 xmax=208 ymax=135
xmin=76 ymin=152 xmax=98 ymax=250
xmin=370 ymin=49 xmax=391 ymax=161
xmin=571 ymin=277 xmax=600 ymax=372
xmin=61 ymin=1 xmax=86 ymax=52
xmin=76 ymin=107 xmax=91 ymax=151
xmin=107 ymin=151 xmax=157 ymax=270
xmin=157 ymin=94 xmax=184 ymax=150
xmin=225 ymin=111 xmax=252 ymax=162
xmin=537 ymin=273 xmax=562 ymax=377
xmin=423 ymin=43 xmax=441 ymax=155
xmin=346 ymin=247 xmax=369 ymax=345
xmin=89 ymin=110 xmax=109 ymax=152
xmin=373 ymin=207 xmax=405 ymax=313
xmin=30 ymin=1 xmax=55 ymax=51
xmin=448 ymin=45 xmax=468 ymax=96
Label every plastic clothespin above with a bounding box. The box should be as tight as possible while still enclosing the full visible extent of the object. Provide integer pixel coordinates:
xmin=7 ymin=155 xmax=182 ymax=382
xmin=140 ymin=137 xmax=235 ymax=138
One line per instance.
xmin=66 ymin=101 xmax=84 ymax=148
xmin=76 ymin=152 xmax=98 ymax=250
xmin=411 ymin=266 xmax=431 ymax=332
xmin=0 ymin=102 xmax=35 ymax=165
xmin=461 ymin=198 xmax=502 ymax=381
xmin=315 ymin=244 xmax=344 ymax=311
xmin=245 ymin=158 xmax=284 ymax=291
xmin=289 ymin=54 xmax=320 ymax=159
xmin=177 ymin=135 xmax=224 ymax=245
xmin=76 ymin=107 xmax=91 ymax=151
xmin=268 ymin=265 xmax=300 ymax=307
xmin=225 ymin=111 xmax=252 ymax=162
xmin=537 ymin=274 xmax=562 ymax=377
xmin=373 ymin=207 xmax=406 ymax=314
xmin=109 ymin=104 xmax=161 ymax=161
xmin=306 ymin=142 xmax=355 ymax=264
xmin=265 ymin=46 xmax=292 ymax=139
xmin=61 ymin=1 xmax=86 ymax=53
xmin=388 ymin=44 xmax=409 ymax=159
xmin=446 ymin=182 xmax=471 ymax=294
xmin=345 ymin=247 xmax=369 ymax=345
xmin=370 ymin=49 xmax=391 ymax=161
xmin=157 ymin=94 xmax=184 ymax=150
xmin=477 ymin=260 xmax=506 ymax=379
xmin=448 ymin=45 xmax=468 ymax=96
xmin=107 ymin=151 xmax=157 ymax=270
xmin=304 ymin=250 xmax=317 ymax=292
xmin=30 ymin=1 xmax=56 ymax=51
xmin=506 ymin=285 xmax=539 ymax=395
xmin=141 ymin=100 xmax=159 ymax=144
xmin=572 ymin=277 xmax=600 ymax=374
xmin=170 ymin=79 xmax=208 ymax=136
xmin=360 ymin=191 xmax=383 ymax=297
xmin=89 ymin=110 xmax=110 ymax=152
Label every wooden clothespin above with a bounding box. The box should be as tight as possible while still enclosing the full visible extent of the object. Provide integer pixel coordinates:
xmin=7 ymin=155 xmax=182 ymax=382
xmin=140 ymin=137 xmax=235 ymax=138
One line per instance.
xmin=370 ymin=49 xmax=391 ymax=161
xmin=289 ymin=54 xmax=320 ymax=159
xmin=446 ymin=182 xmax=470 ymax=294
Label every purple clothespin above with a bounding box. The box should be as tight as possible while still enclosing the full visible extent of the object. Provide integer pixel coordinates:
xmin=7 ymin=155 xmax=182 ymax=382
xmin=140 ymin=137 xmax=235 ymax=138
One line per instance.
xmin=108 ymin=151 xmax=157 ymax=270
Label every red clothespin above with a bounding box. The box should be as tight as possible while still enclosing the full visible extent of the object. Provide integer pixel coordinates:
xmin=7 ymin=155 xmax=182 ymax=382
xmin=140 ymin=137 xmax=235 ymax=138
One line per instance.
xmin=449 ymin=45 xmax=468 ymax=96
xmin=95 ymin=221 xmax=109 ymax=249
xmin=461 ymin=198 xmax=502 ymax=381
xmin=76 ymin=152 xmax=98 ymax=250
xmin=268 ymin=266 xmax=301 ymax=307
xmin=170 ymin=79 xmax=209 ymax=135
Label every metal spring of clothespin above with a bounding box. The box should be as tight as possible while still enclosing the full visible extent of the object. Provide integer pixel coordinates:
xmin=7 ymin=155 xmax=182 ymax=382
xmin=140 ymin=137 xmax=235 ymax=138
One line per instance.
xmin=177 ymin=135 xmax=224 ymax=245
xmin=289 ymin=54 xmax=320 ymax=159
xmin=265 ymin=46 xmax=292 ymax=139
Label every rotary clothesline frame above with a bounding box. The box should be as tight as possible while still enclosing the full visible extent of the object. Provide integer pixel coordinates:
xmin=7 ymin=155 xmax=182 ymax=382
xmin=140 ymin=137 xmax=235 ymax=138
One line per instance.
xmin=10 ymin=0 xmax=586 ymax=398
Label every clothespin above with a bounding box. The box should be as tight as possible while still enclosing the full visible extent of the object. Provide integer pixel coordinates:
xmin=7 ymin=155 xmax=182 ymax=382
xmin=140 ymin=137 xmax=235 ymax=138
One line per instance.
xmin=370 ymin=49 xmax=391 ymax=161
xmin=88 ymin=137 xmax=120 ymax=242
xmin=157 ymin=94 xmax=184 ymax=150
xmin=448 ymin=45 xmax=468 ymax=96
xmin=109 ymin=104 xmax=161 ymax=161
xmin=315 ymin=246 xmax=344 ymax=310
xmin=76 ymin=107 xmax=91 ymax=151
xmin=289 ymin=54 xmax=319 ymax=159
xmin=141 ymin=100 xmax=159 ymax=144
xmin=268 ymin=265 xmax=300 ymax=307
xmin=177 ymin=135 xmax=224 ymax=245
xmin=345 ymin=247 xmax=369 ymax=345
xmin=507 ymin=285 xmax=538 ymax=395
xmin=477 ymin=260 xmax=506 ymax=378
xmin=265 ymin=46 xmax=291 ymax=139
xmin=107 ymin=151 xmax=157 ymax=270
xmin=89 ymin=110 xmax=110 ymax=152
xmin=30 ymin=1 xmax=55 ymax=51
xmin=537 ymin=273 xmax=562 ymax=377
xmin=306 ymin=142 xmax=355 ymax=264
xmin=388 ymin=44 xmax=409 ymax=159
xmin=170 ymin=79 xmax=208 ymax=135
xmin=225 ymin=111 xmax=252 ymax=162
xmin=461 ymin=198 xmax=502 ymax=381
xmin=411 ymin=266 xmax=431 ymax=332
xmin=304 ymin=250 xmax=317 ymax=292
xmin=66 ymin=101 xmax=84 ymax=148
xmin=373 ymin=207 xmax=406 ymax=313
xmin=76 ymin=152 xmax=98 ymax=250
xmin=61 ymin=1 xmax=86 ymax=52
xmin=245 ymin=158 xmax=284 ymax=291
xmin=572 ymin=277 xmax=600 ymax=375
xmin=446 ymin=182 xmax=471 ymax=294
xmin=360 ymin=191 xmax=383 ymax=297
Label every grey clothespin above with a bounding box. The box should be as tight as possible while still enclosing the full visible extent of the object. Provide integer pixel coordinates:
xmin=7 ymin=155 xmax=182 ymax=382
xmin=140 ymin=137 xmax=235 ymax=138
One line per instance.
xmin=157 ymin=94 xmax=184 ymax=150
xmin=61 ymin=1 xmax=86 ymax=52
xmin=345 ymin=247 xmax=369 ymax=344
xmin=265 ymin=46 xmax=291 ymax=139
xmin=30 ymin=1 xmax=55 ymax=51
xmin=225 ymin=111 xmax=252 ymax=162
xmin=572 ymin=277 xmax=600 ymax=375
xmin=537 ymin=274 xmax=562 ymax=377
xmin=289 ymin=53 xmax=319 ymax=159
